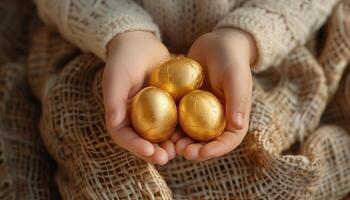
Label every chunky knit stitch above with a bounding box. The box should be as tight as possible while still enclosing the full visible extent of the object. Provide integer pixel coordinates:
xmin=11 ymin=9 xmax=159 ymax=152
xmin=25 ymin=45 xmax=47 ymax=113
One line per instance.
xmin=33 ymin=0 xmax=339 ymax=71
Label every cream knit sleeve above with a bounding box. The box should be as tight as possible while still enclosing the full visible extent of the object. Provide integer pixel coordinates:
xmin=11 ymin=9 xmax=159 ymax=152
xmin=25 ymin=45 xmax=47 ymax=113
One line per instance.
xmin=33 ymin=0 xmax=160 ymax=61
xmin=215 ymin=0 xmax=340 ymax=72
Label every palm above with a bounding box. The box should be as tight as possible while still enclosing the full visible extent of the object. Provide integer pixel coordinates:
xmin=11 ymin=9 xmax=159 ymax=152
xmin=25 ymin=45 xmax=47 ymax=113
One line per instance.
xmin=175 ymin=29 xmax=254 ymax=160
xmin=103 ymin=31 xmax=176 ymax=165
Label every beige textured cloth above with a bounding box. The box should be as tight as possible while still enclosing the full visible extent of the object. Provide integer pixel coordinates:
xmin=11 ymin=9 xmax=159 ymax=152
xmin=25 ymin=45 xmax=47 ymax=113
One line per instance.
xmin=0 ymin=1 xmax=58 ymax=199
xmin=25 ymin=0 xmax=350 ymax=199
xmin=0 ymin=61 xmax=58 ymax=200
xmin=0 ymin=0 xmax=349 ymax=199
xmin=33 ymin=0 xmax=339 ymax=71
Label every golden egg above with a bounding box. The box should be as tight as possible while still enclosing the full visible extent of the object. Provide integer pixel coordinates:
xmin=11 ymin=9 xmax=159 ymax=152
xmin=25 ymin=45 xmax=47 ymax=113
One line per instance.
xmin=150 ymin=57 xmax=204 ymax=101
xmin=131 ymin=86 xmax=177 ymax=143
xmin=179 ymin=90 xmax=226 ymax=141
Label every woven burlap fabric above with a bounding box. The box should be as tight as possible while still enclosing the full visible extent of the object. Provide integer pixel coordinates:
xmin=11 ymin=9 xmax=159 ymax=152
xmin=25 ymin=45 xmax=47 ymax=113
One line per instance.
xmin=28 ymin=28 xmax=172 ymax=199
xmin=0 ymin=0 xmax=59 ymax=199
xmin=0 ymin=61 xmax=58 ymax=199
xmin=27 ymin=27 xmax=80 ymax=102
xmin=27 ymin=1 xmax=350 ymax=199
xmin=156 ymin=2 xmax=349 ymax=199
xmin=0 ymin=0 xmax=35 ymax=65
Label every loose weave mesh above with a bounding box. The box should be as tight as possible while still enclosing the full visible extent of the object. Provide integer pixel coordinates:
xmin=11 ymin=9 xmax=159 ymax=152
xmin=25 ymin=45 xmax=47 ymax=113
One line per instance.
xmin=27 ymin=1 xmax=350 ymax=199
xmin=0 ymin=0 xmax=34 ymax=65
xmin=0 ymin=62 xmax=58 ymax=199
xmin=0 ymin=0 xmax=58 ymax=199
xmin=28 ymin=27 xmax=172 ymax=199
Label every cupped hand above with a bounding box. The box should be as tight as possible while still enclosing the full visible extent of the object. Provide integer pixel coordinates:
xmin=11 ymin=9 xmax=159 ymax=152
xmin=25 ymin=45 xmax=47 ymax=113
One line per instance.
xmin=176 ymin=28 xmax=257 ymax=161
xmin=103 ymin=31 xmax=174 ymax=165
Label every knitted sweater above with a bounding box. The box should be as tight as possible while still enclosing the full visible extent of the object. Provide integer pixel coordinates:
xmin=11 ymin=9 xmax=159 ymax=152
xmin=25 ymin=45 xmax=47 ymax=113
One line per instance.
xmin=33 ymin=0 xmax=339 ymax=71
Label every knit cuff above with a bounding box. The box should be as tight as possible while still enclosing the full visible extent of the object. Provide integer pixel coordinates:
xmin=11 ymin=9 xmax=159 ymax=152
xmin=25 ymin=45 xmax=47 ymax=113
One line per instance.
xmin=215 ymin=7 xmax=287 ymax=72
xmin=91 ymin=16 xmax=161 ymax=61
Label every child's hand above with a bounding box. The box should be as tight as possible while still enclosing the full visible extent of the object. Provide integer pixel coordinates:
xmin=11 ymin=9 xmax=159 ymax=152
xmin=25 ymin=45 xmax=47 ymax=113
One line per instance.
xmin=176 ymin=28 xmax=257 ymax=161
xmin=103 ymin=31 xmax=173 ymax=165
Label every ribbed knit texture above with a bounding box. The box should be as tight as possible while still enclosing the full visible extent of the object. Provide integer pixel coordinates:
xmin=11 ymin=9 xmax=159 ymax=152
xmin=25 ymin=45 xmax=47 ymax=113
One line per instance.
xmin=33 ymin=0 xmax=161 ymax=61
xmin=33 ymin=0 xmax=339 ymax=71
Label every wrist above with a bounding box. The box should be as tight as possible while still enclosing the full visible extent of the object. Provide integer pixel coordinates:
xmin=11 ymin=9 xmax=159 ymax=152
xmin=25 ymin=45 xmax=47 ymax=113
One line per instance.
xmin=213 ymin=28 xmax=257 ymax=65
xmin=107 ymin=31 xmax=158 ymax=58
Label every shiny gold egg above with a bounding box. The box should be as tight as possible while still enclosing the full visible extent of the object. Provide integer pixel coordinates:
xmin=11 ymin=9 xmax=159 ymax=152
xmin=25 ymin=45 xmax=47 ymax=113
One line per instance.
xmin=150 ymin=56 xmax=204 ymax=101
xmin=131 ymin=86 xmax=177 ymax=143
xmin=179 ymin=90 xmax=226 ymax=141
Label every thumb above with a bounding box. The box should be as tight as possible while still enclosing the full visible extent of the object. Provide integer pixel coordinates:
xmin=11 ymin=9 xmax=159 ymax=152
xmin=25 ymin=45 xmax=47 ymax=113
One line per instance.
xmin=102 ymin=64 xmax=133 ymax=131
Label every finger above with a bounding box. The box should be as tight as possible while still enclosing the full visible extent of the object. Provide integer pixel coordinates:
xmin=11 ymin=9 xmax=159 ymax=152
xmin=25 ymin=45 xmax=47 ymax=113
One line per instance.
xmin=200 ymin=130 xmax=246 ymax=159
xmin=143 ymin=144 xmax=168 ymax=165
xmin=223 ymin=66 xmax=252 ymax=130
xmin=183 ymin=143 xmax=207 ymax=161
xmin=175 ymin=137 xmax=195 ymax=156
xmin=109 ymin=127 xmax=154 ymax=157
xmin=160 ymin=140 xmax=176 ymax=160
xmin=170 ymin=130 xmax=185 ymax=143
xmin=200 ymin=94 xmax=251 ymax=160
xmin=103 ymin=64 xmax=133 ymax=130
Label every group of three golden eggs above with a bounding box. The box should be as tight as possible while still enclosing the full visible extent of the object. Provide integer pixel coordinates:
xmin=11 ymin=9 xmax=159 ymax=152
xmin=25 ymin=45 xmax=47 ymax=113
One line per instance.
xmin=131 ymin=57 xmax=226 ymax=143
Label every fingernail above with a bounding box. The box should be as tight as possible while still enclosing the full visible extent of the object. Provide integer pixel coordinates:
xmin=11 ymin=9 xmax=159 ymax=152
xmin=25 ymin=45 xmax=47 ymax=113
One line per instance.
xmin=232 ymin=112 xmax=244 ymax=129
